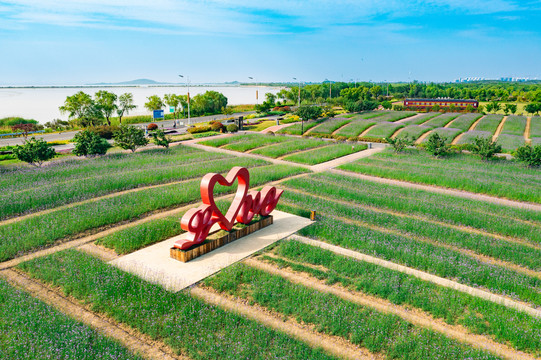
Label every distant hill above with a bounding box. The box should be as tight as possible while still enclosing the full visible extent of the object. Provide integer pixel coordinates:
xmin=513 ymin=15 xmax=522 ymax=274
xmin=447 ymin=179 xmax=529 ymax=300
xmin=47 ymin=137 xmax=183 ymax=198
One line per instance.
xmin=89 ymin=79 xmax=169 ymax=85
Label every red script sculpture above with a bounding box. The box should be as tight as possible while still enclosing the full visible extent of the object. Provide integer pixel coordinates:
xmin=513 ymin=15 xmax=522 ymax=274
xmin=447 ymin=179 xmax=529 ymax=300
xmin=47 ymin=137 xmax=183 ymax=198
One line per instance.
xmin=174 ymin=167 xmax=283 ymax=250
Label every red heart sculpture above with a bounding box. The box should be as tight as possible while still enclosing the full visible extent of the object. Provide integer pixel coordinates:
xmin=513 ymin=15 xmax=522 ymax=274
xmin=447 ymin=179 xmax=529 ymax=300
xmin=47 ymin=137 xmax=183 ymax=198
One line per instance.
xmin=174 ymin=167 xmax=283 ymax=250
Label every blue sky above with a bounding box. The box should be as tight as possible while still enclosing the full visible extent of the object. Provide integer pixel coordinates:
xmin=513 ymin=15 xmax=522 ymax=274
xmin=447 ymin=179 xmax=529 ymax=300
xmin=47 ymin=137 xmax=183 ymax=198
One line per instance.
xmin=1 ymin=0 xmax=540 ymax=85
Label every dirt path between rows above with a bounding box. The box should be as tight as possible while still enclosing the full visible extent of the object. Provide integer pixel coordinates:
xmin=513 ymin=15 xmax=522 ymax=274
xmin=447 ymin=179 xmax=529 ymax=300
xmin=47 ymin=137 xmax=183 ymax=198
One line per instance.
xmin=0 ymin=269 xmax=186 ymax=360
xmin=414 ymin=129 xmax=433 ymax=144
xmin=190 ymin=286 xmax=377 ymax=360
xmin=245 ymin=257 xmax=537 ymax=360
xmin=525 ymin=117 xmax=532 ymax=144
xmin=289 ymin=234 xmax=541 ymax=318
xmin=331 ymin=169 xmax=541 ymax=211
xmin=469 ymin=115 xmax=485 ymax=131
xmin=492 ymin=116 xmax=508 ymax=142
xmin=282 ymin=185 xmax=540 ymax=250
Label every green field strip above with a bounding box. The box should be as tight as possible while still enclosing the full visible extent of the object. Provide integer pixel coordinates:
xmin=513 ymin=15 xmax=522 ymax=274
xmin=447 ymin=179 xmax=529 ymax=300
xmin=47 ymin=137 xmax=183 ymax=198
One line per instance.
xmin=337 ymin=149 xmax=541 ymax=204
xmin=299 ymin=172 xmax=541 ymax=243
xmin=532 ymin=137 xmax=541 ymax=146
xmin=529 ymin=116 xmax=541 ymax=138
xmin=400 ymin=112 xmax=439 ymax=125
xmin=17 ymin=250 xmax=336 ymax=360
xmin=394 ymin=125 xmax=431 ymax=140
xmin=277 ymin=198 xmax=541 ymax=307
xmin=0 ymin=163 xmax=308 ymax=262
xmin=422 ymin=113 xmax=460 ymax=128
xmin=334 ymin=120 xmax=377 ymax=137
xmin=204 ymin=263 xmax=501 ymax=360
xmin=308 ymin=117 xmax=352 ymax=135
xmin=473 ymin=115 xmax=504 ymax=134
xmin=0 ymin=145 xmax=207 ymax=193
xmin=456 ymin=130 xmax=493 ymax=144
xmin=421 ymin=127 xmax=462 ymax=144
xmin=278 ymin=118 xmax=326 ymax=135
xmin=280 ymin=179 xmax=541 ymax=270
xmin=0 ymin=152 xmax=235 ymax=220
xmin=361 ymin=122 xmax=404 ymax=139
xmin=500 ymin=116 xmax=527 ymax=136
xmin=447 ymin=114 xmax=483 ymax=131
xmin=251 ymin=138 xmax=328 ymax=158
xmin=223 ymin=134 xmax=294 ymax=152
xmin=282 ymin=143 xmax=367 ymax=165
xmin=263 ymin=240 xmax=541 ymax=356
xmin=496 ymin=134 xmax=526 ymax=152
xmin=375 ymin=111 xmax=417 ymax=122
xmin=0 ymin=278 xmax=143 ymax=360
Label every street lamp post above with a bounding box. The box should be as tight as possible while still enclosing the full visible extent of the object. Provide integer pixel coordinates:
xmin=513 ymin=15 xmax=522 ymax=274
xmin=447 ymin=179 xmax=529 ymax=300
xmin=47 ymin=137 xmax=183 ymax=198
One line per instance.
xmin=248 ymin=77 xmax=258 ymax=105
xmin=293 ymin=77 xmax=303 ymax=135
xmin=178 ymin=74 xmax=190 ymax=124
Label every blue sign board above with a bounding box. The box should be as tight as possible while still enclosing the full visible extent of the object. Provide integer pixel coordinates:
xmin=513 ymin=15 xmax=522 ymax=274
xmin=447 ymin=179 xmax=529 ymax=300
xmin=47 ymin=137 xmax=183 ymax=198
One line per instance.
xmin=153 ymin=109 xmax=165 ymax=119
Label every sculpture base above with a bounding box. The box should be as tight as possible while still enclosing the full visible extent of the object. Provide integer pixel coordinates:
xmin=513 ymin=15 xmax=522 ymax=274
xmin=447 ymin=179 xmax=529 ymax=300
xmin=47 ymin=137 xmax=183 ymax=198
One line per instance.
xmin=170 ymin=215 xmax=273 ymax=263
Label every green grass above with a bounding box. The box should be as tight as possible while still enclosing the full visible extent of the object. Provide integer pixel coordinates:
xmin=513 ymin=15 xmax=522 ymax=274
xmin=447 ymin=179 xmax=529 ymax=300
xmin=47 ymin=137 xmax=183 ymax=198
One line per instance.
xmin=422 ymin=113 xmax=459 ymax=129
xmin=446 ymin=113 xmax=482 ymax=131
xmin=223 ymin=134 xmax=294 ymax=152
xmin=244 ymin=120 xmax=276 ymax=132
xmin=308 ymin=117 xmax=352 ymax=135
xmin=283 ymin=143 xmax=367 ymax=165
xmin=287 ymin=172 xmax=541 ymax=243
xmin=361 ymin=122 xmax=404 ymax=138
xmin=338 ymin=148 xmax=541 ymax=203
xmin=333 ymin=120 xmax=376 ymax=137
xmin=376 ymin=111 xmax=417 ymax=122
xmin=500 ymin=115 xmax=527 ymax=136
xmin=530 ymin=116 xmax=541 ymax=138
xmin=0 ymin=163 xmax=308 ymax=262
xmin=263 ymin=240 xmax=541 ymax=356
xmin=400 ymin=112 xmax=439 ymax=125
xmin=421 ymin=128 xmax=462 ymax=144
xmin=0 ymin=278 xmax=143 ymax=360
xmin=281 ymin=176 xmax=541 ymax=269
xmin=496 ymin=134 xmax=526 ymax=152
xmin=204 ymin=263 xmax=500 ymax=360
xmin=394 ymin=125 xmax=431 ymax=140
xmin=474 ymin=115 xmax=504 ymax=133
xmin=17 ymin=250 xmax=336 ymax=360
xmin=96 ymin=215 xmax=184 ymax=254
xmin=278 ymin=203 xmax=541 ymax=307
xmin=456 ymin=130 xmax=493 ymax=144
xmin=277 ymin=118 xmax=326 ymax=135
xmin=251 ymin=137 xmax=327 ymax=158
xmin=0 ymin=148 xmax=233 ymax=219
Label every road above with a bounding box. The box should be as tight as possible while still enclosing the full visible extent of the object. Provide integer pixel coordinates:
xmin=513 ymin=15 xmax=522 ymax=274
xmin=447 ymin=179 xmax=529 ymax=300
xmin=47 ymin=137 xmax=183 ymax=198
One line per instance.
xmin=0 ymin=111 xmax=255 ymax=147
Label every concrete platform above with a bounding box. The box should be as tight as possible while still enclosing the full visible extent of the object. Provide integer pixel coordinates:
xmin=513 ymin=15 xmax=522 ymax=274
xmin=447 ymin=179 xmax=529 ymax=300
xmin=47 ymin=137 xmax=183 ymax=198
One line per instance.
xmin=109 ymin=210 xmax=312 ymax=292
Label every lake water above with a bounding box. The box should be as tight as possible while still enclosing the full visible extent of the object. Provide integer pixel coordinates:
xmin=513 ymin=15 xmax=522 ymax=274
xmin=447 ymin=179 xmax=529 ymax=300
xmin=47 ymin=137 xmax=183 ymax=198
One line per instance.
xmin=0 ymin=85 xmax=283 ymax=123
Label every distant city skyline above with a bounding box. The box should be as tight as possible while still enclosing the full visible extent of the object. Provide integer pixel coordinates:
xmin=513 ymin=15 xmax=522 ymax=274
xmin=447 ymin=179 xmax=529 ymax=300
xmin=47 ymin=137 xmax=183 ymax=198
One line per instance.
xmin=1 ymin=0 xmax=540 ymax=85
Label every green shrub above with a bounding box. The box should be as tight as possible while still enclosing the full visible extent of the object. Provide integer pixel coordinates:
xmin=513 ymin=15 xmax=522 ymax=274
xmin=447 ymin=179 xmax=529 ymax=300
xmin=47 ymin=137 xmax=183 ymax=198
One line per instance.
xmin=12 ymin=137 xmax=56 ymax=166
xmin=515 ymin=144 xmax=541 ymax=167
xmin=385 ymin=135 xmax=414 ymax=153
xmin=89 ymin=125 xmax=119 ymax=139
xmin=113 ymin=124 xmax=149 ymax=152
xmin=187 ymin=125 xmax=211 ymax=134
xmin=226 ymin=124 xmax=239 ymax=133
xmin=470 ymin=136 xmax=502 ymax=160
xmin=295 ymin=105 xmax=323 ymax=120
xmin=73 ymin=129 xmax=110 ymax=157
xmin=151 ymin=129 xmax=171 ymax=148
xmin=210 ymin=121 xmax=225 ymax=132
xmin=424 ymin=133 xmax=450 ymax=157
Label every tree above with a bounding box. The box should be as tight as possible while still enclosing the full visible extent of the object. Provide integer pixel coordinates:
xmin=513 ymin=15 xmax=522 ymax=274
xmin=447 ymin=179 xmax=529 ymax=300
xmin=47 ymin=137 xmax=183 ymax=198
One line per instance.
xmin=385 ymin=136 xmax=414 ymax=153
xmin=11 ymin=123 xmax=36 ymax=138
xmin=381 ymin=101 xmax=392 ymax=110
xmin=255 ymin=93 xmax=277 ymax=113
xmin=144 ymin=95 xmax=164 ymax=113
xmin=164 ymin=94 xmax=183 ymax=120
xmin=514 ymin=144 xmax=541 ymax=167
xmin=117 ymin=93 xmax=136 ymax=124
xmin=151 ymin=129 xmax=172 ymax=148
xmin=525 ymin=103 xmax=541 ymax=116
xmin=506 ymin=103 xmax=517 ymax=115
xmin=470 ymin=136 xmax=502 ymax=160
xmin=94 ymin=90 xmax=118 ymax=126
xmin=490 ymin=101 xmax=501 ymax=113
xmin=73 ymin=129 xmax=110 ymax=157
xmin=424 ymin=133 xmax=450 ymax=157
xmin=485 ymin=102 xmax=494 ymax=113
xmin=12 ymin=137 xmax=56 ymax=166
xmin=113 ymin=125 xmax=149 ymax=152
xmin=296 ymin=105 xmax=323 ymax=120
xmin=191 ymin=91 xmax=228 ymax=115
xmin=59 ymin=91 xmax=95 ymax=126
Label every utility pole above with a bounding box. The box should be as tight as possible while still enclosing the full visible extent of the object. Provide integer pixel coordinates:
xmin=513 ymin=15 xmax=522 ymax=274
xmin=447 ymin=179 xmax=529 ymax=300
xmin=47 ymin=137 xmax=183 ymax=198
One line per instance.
xmin=178 ymin=74 xmax=190 ymax=124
